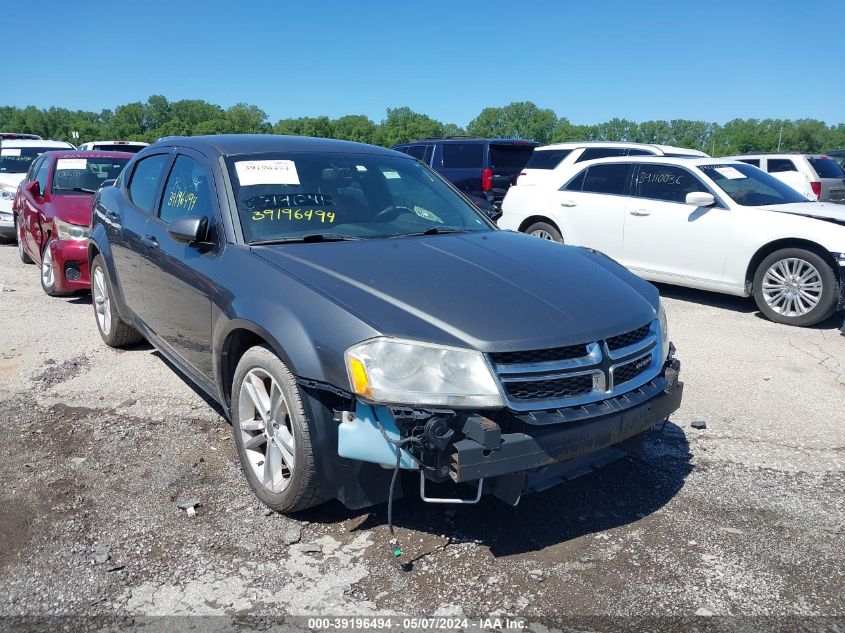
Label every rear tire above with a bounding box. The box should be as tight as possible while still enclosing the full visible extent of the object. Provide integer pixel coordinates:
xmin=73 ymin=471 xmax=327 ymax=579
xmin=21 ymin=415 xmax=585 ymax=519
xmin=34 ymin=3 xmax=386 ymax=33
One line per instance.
xmin=16 ymin=216 xmax=33 ymax=264
xmin=90 ymin=255 xmax=143 ymax=347
xmin=524 ymin=221 xmax=562 ymax=243
xmin=752 ymin=248 xmax=838 ymax=327
xmin=231 ymin=345 xmax=325 ymax=513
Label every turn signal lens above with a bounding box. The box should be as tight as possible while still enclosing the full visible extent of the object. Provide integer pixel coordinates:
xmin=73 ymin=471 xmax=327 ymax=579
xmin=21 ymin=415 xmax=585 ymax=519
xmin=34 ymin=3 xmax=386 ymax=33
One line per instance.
xmin=348 ymin=357 xmax=372 ymax=397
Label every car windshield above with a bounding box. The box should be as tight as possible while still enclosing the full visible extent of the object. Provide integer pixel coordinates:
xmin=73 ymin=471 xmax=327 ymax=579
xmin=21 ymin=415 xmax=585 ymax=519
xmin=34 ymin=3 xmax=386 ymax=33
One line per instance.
xmin=225 ymin=152 xmax=493 ymax=243
xmin=0 ymin=146 xmax=63 ymax=174
xmin=52 ymin=157 xmax=130 ymax=193
xmin=698 ymin=163 xmax=808 ymax=206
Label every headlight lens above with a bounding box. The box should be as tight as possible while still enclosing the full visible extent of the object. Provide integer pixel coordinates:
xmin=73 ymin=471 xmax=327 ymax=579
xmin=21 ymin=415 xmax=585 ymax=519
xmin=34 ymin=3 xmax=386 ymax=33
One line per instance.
xmin=345 ymin=338 xmax=504 ymax=408
xmin=0 ymin=185 xmax=15 ymax=201
xmin=658 ymin=299 xmax=670 ymax=360
xmin=54 ymin=218 xmax=90 ymax=241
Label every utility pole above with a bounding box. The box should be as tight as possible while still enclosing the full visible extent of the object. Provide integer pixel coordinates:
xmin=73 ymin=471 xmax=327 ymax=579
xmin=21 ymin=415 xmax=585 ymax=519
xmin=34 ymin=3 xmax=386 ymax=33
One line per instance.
xmin=777 ymin=125 xmax=783 ymax=152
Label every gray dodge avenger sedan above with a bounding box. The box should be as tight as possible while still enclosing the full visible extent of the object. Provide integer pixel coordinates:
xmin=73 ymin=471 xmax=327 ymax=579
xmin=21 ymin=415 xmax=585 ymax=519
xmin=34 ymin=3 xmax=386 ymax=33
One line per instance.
xmin=88 ymin=135 xmax=683 ymax=514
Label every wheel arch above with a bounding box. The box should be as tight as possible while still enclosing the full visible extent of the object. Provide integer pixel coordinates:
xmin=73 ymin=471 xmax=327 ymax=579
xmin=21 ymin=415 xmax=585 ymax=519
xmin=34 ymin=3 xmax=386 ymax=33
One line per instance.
xmin=518 ymin=215 xmax=562 ymax=236
xmin=745 ymin=238 xmax=841 ymax=292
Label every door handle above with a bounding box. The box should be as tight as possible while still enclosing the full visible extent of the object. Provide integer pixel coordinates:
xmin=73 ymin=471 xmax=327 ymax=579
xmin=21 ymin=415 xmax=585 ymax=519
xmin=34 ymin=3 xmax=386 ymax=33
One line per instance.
xmin=142 ymin=234 xmax=159 ymax=248
xmin=629 ymin=210 xmax=651 ymax=217
xmin=559 ymin=200 xmax=577 ymax=207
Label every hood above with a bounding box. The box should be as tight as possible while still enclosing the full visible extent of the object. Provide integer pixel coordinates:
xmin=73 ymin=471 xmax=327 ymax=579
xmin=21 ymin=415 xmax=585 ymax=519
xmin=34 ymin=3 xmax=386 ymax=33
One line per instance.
xmin=49 ymin=193 xmax=96 ymax=226
xmin=763 ymin=201 xmax=845 ymax=224
xmin=253 ymin=231 xmax=658 ymax=352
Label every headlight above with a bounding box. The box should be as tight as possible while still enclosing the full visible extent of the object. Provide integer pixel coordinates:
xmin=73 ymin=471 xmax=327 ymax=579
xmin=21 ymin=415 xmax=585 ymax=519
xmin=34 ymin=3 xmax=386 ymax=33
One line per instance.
xmin=345 ymin=337 xmax=504 ymax=408
xmin=54 ymin=218 xmax=90 ymax=241
xmin=658 ymin=299 xmax=670 ymax=361
xmin=0 ymin=185 xmax=15 ymax=201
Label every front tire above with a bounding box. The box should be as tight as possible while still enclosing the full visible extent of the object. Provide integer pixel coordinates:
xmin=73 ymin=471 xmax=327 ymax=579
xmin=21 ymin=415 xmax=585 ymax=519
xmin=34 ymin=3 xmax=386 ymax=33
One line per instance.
xmin=524 ymin=221 xmax=563 ymax=243
xmin=753 ymin=248 xmax=838 ymax=327
xmin=90 ymin=255 xmax=143 ymax=347
xmin=40 ymin=239 xmax=69 ymax=296
xmin=16 ymin=216 xmax=33 ymax=264
xmin=231 ymin=346 xmax=324 ymax=513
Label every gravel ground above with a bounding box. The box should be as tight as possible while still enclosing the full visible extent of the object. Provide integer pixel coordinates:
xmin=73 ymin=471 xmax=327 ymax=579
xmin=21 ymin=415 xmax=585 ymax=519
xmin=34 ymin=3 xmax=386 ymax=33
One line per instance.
xmin=0 ymin=242 xmax=843 ymax=630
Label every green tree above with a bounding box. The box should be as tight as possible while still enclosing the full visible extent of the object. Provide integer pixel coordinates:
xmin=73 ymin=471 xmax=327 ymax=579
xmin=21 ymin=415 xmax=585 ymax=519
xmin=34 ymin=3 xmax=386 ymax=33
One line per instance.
xmin=331 ymin=115 xmax=378 ymax=143
xmin=273 ymin=116 xmax=334 ymax=138
xmin=467 ymin=101 xmax=556 ymax=144
xmin=379 ymin=107 xmax=443 ymax=146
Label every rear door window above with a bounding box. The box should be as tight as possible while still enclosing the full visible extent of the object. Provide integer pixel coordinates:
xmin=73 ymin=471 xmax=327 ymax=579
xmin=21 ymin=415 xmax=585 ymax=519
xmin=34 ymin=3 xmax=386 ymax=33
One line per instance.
xmin=524 ymin=149 xmax=572 ymax=170
xmin=576 ymin=147 xmax=628 ymax=163
xmin=738 ymin=159 xmax=760 ymax=167
xmin=403 ymin=145 xmax=428 ymax=161
xmin=128 ymin=153 xmax=170 ymax=214
xmin=580 ymin=163 xmax=633 ymax=195
xmin=442 ymin=143 xmax=483 ymax=168
xmin=808 ymin=157 xmax=845 ymax=179
xmin=626 ymin=149 xmax=655 ymax=156
xmin=633 ymin=164 xmax=707 ymax=203
xmin=767 ymin=158 xmax=797 ymax=173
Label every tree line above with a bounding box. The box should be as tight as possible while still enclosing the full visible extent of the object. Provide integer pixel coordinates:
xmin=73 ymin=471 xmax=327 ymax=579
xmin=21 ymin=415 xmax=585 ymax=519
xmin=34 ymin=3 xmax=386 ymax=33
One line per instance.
xmin=2 ymin=96 xmax=843 ymax=156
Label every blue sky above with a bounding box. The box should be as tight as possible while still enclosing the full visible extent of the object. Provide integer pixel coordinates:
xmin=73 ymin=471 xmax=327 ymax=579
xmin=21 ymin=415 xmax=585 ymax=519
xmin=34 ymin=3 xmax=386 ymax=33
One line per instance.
xmin=4 ymin=0 xmax=842 ymax=126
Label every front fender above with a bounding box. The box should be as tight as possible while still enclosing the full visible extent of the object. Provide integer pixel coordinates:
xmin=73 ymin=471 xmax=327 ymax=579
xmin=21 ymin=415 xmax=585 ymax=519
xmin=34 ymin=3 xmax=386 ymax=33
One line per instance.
xmin=87 ymin=225 xmax=130 ymax=320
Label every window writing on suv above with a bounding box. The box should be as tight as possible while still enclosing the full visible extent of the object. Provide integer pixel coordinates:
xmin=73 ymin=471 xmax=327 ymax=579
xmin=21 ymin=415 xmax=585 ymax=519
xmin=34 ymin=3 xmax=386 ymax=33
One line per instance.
xmin=524 ymin=149 xmax=572 ymax=170
xmin=808 ymin=157 xmax=845 ymax=179
xmin=578 ymin=163 xmax=632 ymax=195
xmin=442 ymin=143 xmax=483 ymax=168
xmin=576 ymin=147 xmax=628 ymax=163
xmin=767 ymin=158 xmax=797 ymax=173
xmin=633 ymin=164 xmax=706 ymax=203
xmin=159 ymin=155 xmax=213 ymax=224
xmin=128 ymin=154 xmax=170 ymax=214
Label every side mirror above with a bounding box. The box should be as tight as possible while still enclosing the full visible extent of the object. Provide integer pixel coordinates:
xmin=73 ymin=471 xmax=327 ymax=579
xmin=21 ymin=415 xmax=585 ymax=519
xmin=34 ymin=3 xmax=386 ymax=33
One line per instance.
xmin=686 ymin=191 xmax=715 ymax=207
xmin=167 ymin=215 xmax=209 ymax=244
xmin=99 ymin=179 xmax=116 ymax=190
xmin=26 ymin=181 xmax=41 ymax=197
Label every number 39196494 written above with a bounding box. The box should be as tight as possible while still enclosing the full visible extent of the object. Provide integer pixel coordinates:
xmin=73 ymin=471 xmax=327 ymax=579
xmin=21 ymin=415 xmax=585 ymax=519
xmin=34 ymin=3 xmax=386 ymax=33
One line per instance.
xmin=251 ymin=208 xmax=336 ymax=223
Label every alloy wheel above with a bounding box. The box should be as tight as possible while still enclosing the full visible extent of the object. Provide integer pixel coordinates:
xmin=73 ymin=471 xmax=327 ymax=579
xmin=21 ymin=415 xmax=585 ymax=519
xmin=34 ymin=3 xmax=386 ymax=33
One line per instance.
xmin=762 ymin=257 xmax=823 ymax=317
xmin=92 ymin=266 xmax=112 ymax=335
xmin=238 ymin=368 xmax=296 ymax=493
xmin=530 ymin=229 xmax=555 ymax=240
xmin=41 ymin=246 xmax=55 ymax=289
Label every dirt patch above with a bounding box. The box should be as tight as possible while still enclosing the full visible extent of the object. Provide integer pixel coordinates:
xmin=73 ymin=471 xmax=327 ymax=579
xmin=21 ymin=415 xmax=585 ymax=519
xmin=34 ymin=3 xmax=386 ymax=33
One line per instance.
xmin=33 ymin=356 xmax=90 ymax=390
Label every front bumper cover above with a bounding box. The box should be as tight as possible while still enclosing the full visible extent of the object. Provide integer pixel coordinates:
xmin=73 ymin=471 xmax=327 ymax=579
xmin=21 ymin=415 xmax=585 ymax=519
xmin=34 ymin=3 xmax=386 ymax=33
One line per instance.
xmin=451 ymin=367 xmax=683 ymax=484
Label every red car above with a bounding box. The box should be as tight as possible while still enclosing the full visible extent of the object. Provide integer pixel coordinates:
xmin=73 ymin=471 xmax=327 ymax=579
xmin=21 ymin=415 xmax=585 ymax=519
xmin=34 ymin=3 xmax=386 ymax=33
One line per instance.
xmin=15 ymin=151 xmax=132 ymax=295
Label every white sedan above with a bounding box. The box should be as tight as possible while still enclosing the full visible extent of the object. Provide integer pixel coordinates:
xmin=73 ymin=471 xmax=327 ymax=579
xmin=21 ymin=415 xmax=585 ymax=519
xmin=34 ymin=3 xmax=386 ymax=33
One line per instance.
xmin=499 ymin=156 xmax=845 ymax=327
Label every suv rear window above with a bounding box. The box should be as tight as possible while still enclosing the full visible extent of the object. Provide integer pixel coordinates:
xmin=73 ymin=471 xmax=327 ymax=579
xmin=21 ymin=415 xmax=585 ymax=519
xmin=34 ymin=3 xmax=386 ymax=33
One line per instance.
xmin=524 ymin=149 xmax=572 ymax=170
xmin=809 ymin=157 xmax=845 ymax=179
xmin=442 ymin=143 xmax=483 ymax=168
xmin=489 ymin=144 xmax=535 ymax=171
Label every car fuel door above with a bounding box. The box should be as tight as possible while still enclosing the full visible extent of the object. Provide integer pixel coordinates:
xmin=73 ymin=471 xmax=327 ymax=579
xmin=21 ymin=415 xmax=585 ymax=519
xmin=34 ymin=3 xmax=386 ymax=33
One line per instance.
xmin=622 ymin=163 xmax=729 ymax=286
xmin=140 ymin=151 xmax=221 ymax=381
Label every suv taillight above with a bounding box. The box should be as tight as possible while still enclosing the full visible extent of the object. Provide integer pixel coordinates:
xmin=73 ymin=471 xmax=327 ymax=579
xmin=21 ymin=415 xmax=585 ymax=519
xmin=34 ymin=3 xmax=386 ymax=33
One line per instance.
xmin=811 ymin=181 xmax=822 ymax=198
xmin=482 ymin=168 xmax=493 ymax=192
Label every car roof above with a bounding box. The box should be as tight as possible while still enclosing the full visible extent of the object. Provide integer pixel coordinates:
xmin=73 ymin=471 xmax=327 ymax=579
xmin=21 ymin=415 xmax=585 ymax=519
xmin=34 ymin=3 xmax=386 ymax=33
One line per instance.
xmin=533 ymin=141 xmax=708 ymax=156
xmin=151 ymin=134 xmax=409 ymax=158
xmin=578 ymin=156 xmax=739 ymax=168
xmin=81 ymin=140 xmax=149 ymax=146
xmin=44 ymin=150 xmax=136 ymax=160
xmin=727 ymin=153 xmax=824 ymax=159
xmin=0 ymin=139 xmax=74 ymax=149
xmin=400 ymin=137 xmax=537 ymax=145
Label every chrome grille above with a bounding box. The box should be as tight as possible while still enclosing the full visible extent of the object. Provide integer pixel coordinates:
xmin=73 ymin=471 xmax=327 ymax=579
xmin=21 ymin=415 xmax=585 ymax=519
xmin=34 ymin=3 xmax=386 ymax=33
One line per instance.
xmin=490 ymin=321 xmax=659 ymax=411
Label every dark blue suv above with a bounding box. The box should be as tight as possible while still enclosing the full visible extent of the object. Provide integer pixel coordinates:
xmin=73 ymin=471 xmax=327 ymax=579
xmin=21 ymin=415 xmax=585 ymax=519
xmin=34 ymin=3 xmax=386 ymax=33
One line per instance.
xmin=393 ymin=137 xmax=537 ymax=206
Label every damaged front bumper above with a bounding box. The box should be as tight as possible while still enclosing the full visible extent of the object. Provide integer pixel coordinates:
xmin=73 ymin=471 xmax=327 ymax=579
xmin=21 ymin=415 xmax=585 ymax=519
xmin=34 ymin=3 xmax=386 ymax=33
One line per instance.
xmin=335 ymin=357 xmax=683 ymax=505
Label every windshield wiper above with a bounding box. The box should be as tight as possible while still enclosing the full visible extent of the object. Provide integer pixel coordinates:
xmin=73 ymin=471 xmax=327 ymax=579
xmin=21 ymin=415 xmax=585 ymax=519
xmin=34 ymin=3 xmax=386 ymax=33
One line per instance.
xmin=56 ymin=187 xmax=96 ymax=194
xmin=400 ymin=226 xmax=468 ymax=237
xmin=250 ymin=233 xmax=362 ymax=245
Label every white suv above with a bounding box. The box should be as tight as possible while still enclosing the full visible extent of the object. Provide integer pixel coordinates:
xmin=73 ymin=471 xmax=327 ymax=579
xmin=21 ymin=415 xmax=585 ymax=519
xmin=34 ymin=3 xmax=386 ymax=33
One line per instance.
xmin=726 ymin=153 xmax=845 ymax=204
xmin=499 ymin=156 xmax=845 ymax=326
xmin=77 ymin=140 xmax=149 ymax=153
xmin=0 ymin=138 xmax=75 ymax=240
xmin=515 ymin=141 xmax=708 ymax=187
